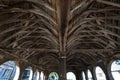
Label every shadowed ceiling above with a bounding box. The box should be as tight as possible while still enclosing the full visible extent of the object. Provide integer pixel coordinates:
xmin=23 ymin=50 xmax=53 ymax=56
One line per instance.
xmin=0 ymin=0 xmax=120 ymax=71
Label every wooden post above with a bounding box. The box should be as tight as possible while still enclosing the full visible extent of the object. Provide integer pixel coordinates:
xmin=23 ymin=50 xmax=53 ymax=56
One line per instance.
xmin=59 ymin=57 xmax=66 ymax=80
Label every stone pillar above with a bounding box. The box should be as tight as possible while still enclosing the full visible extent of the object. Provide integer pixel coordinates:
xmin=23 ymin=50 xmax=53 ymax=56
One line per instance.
xmin=18 ymin=67 xmax=24 ymax=80
xmin=107 ymin=61 xmax=114 ymax=80
xmin=59 ymin=57 xmax=66 ymax=80
xmin=84 ymin=70 xmax=88 ymax=80
xmin=91 ymin=67 xmax=97 ymax=80
xmin=18 ymin=62 xmax=26 ymax=80
xmin=38 ymin=70 xmax=41 ymax=80
xmin=102 ymin=61 xmax=114 ymax=80
xmin=32 ymin=68 xmax=36 ymax=80
xmin=75 ymin=71 xmax=81 ymax=80
xmin=44 ymin=70 xmax=49 ymax=80
xmin=79 ymin=71 xmax=83 ymax=80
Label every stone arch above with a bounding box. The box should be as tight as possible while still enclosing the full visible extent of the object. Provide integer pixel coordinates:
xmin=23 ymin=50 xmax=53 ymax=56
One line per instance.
xmin=87 ymin=69 xmax=93 ymax=80
xmin=82 ymin=71 xmax=86 ymax=80
xmin=33 ymin=70 xmax=40 ymax=80
xmin=48 ymin=72 xmax=59 ymax=80
xmin=95 ymin=66 xmax=106 ymax=80
xmin=67 ymin=72 xmax=76 ymax=80
xmin=22 ymin=66 xmax=33 ymax=80
xmin=0 ymin=60 xmax=20 ymax=80
xmin=13 ymin=61 xmax=20 ymax=80
xmin=40 ymin=71 xmax=45 ymax=80
xmin=110 ymin=59 xmax=120 ymax=80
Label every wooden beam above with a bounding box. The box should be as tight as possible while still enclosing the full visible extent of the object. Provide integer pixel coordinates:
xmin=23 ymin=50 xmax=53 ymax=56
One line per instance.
xmin=26 ymin=0 xmax=55 ymax=12
xmin=68 ymin=20 xmax=90 ymax=36
xmin=69 ymin=0 xmax=93 ymax=27
xmin=0 ymin=48 xmax=44 ymax=70
xmin=87 ymin=27 xmax=116 ymax=48
xmin=0 ymin=13 xmax=25 ymax=25
xmin=85 ymin=8 xmax=120 ymax=13
xmin=70 ymin=15 xmax=120 ymax=34
xmin=69 ymin=8 xmax=120 ymax=28
xmin=91 ymin=22 xmax=120 ymax=39
xmin=57 ymin=0 xmax=71 ymax=53
xmin=7 ymin=28 xmax=37 ymax=48
xmin=2 ymin=8 xmax=56 ymax=25
xmin=0 ymin=21 xmax=38 ymax=44
xmin=83 ymin=16 xmax=120 ymax=21
xmin=67 ymin=52 xmax=97 ymax=62
xmin=72 ymin=49 xmax=119 ymax=52
xmin=96 ymin=0 xmax=120 ymax=8
xmin=36 ymin=15 xmax=58 ymax=36
xmin=71 ymin=0 xmax=88 ymax=13
xmin=0 ymin=47 xmax=58 ymax=52
xmin=67 ymin=26 xmax=113 ymax=49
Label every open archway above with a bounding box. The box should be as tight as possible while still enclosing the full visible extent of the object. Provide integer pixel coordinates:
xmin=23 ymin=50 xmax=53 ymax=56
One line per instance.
xmin=33 ymin=71 xmax=40 ymax=80
xmin=13 ymin=65 xmax=20 ymax=80
xmin=48 ymin=72 xmax=59 ymax=80
xmin=22 ymin=67 xmax=33 ymax=80
xmin=67 ymin=72 xmax=76 ymax=80
xmin=95 ymin=66 xmax=106 ymax=80
xmin=40 ymin=72 xmax=45 ymax=80
xmin=0 ymin=60 xmax=20 ymax=80
xmin=82 ymin=72 xmax=86 ymax=80
xmin=87 ymin=70 xmax=93 ymax=80
xmin=111 ymin=60 xmax=120 ymax=80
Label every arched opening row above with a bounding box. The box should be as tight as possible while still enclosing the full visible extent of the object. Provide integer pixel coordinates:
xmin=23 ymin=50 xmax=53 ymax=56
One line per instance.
xmin=48 ymin=72 xmax=76 ymax=80
xmin=82 ymin=67 xmax=106 ymax=80
xmin=0 ymin=60 xmax=120 ymax=80
xmin=82 ymin=60 xmax=120 ymax=80
xmin=0 ymin=60 xmax=45 ymax=80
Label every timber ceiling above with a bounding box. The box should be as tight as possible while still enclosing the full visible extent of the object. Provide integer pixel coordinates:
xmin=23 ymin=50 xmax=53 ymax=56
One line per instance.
xmin=0 ymin=0 xmax=120 ymax=71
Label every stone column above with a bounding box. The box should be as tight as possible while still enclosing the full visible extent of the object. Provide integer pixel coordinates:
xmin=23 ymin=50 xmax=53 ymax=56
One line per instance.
xmin=91 ymin=67 xmax=97 ymax=80
xmin=75 ymin=71 xmax=82 ymax=80
xmin=84 ymin=70 xmax=88 ymax=80
xmin=44 ymin=70 xmax=49 ymax=80
xmin=18 ymin=62 xmax=26 ymax=80
xmin=32 ymin=68 xmax=36 ymax=80
xmin=102 ymin=61 xmax=114 ymax=80
xmin=38 ymin=70 xmax=41 ymax=80
xmin=79 ymin=71 xmax=83 ymax=80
